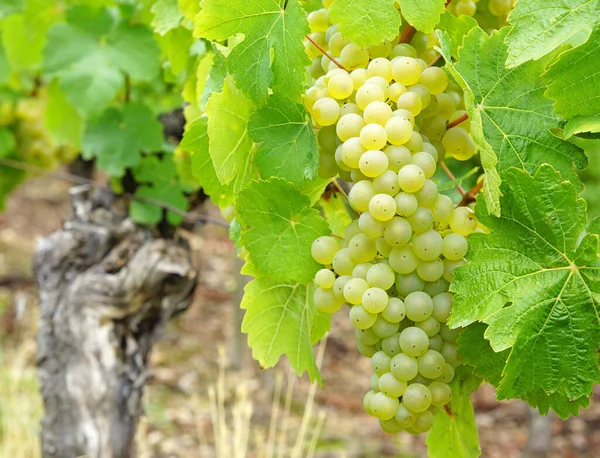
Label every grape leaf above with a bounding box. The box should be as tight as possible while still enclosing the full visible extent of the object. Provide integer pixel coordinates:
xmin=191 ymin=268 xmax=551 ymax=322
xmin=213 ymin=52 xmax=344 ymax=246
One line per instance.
xmin=319 ymin=193 xmax=353 ymax=237
xmin=563 ymin=116 xmax=600 ymax=139
xmin=458 ymin=322 xmax=509 ymax=386
xmin=44 ymin=5 xmax=160 ymax=115
xmin=45 ymin=80 xmax=83 ymax=148
xmin=248 ymin=95 xmax=319 ymax=188
xmin=438 ymin=27 xmax=588 ymax=215
xmin=450 ymin=165 xmax=600 ymax=417
xmin=236 ymin=178 xmax=330 ymax=283
xmin=199 ymin=45 xmax=227 ymax=111
xmin=81 ymin=103 xmax=163 ymax=177
xmin=150 ymin=0 xmax=183 ymax=36
xmin=329 ymin=0 xmax=400 ymax=47
xmin=241 ymin=278 xmax=326 ymax=382
xmin=205 ymin=78 xmax=255 ymax=184
xmin=436 ymin=11 xmax=478 ymax=58
xmin=428 ymin=367 xmax=481 ymax=458
xmin=194 ymin=0 xmax=310 ymax=105
xmin=543 ymin=25 xmax=600 ymax=118
xmin=163 ymin=27 xmax=194 ymax=76
xmin=399 ymin=0 xmax=446 ymax=34
xmin=505 ymin=0 xmax=600 ymax=68
xmin=0 ymin=36 xmax=9 ymax=84
xmin=0 ymin=0 xmax=24 ymax=19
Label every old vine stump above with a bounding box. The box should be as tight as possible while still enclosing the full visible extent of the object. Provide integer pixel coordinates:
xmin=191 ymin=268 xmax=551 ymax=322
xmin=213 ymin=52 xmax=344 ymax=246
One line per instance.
xmin=33 ymin=185 xmax=197 ymax=458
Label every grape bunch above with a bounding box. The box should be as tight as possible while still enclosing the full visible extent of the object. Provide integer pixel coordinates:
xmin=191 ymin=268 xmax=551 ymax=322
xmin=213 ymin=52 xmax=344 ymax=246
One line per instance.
xmin=304 ymin=1 xmax=481 ymax=435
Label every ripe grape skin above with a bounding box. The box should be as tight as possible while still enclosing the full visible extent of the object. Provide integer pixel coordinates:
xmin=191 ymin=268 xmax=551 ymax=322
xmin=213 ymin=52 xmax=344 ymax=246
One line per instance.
xmin=382 ymin=297 xmax=406 ymax=323
xmin=359 ymin=149 xmax=389 ymax=177
xmin=370 ymin=392 xmax=400 ymax=420
xmin=371 ymin=350 xmax=393 ymax=376
xmin=383 ymin=216 xmax=412 ymax=247
xmin=315 ymin=269 xmax=335 ymax=289
xmin=337 ymin=114 xmax=365 ymax=142
xmin=372 ymin=315 xmax=400 ymax=338
xmin=348 ymin=180 xmax=376 ymax=212
xmin=367 ymin=263 xmax=396 ymax=290
xmin=385 ymin=116 xmax=413 ymax=145
xmin=389 ymin=245 xmax=418 ymax=274
xmin=390 ymin=353 xmax=419 ymax=381
xmin=417 ymin=349 xmax=445 ymax=379
xmin=402 ymin=383 xmax=432 ymax=412
xmin=364 ymin=101 xmax=393 ymax=126
xmin=395 ymin=403 xmax=417 ymax=427
xmin=359 ymin=212 xmax=386 ymax=237
xmin=369 ymin=194 xmax=397 ymax=222
xmin=373 ymin=170 xmax=400 ymax=196
xmin=349 ymin=305 xmax=378 ymax=329
xmin=384 ymin=145 xmax=412 ymax=172
xmin=395 ymin=272 xmax=426 ymax=297
xmin=348 ymin=233 xmax=377 ymax=263
xmin=394 ymin=192 xmax=418 ymax=217
xmin=397 ymin=164 xmax=425 ymax=193
xmin=404 ymin=291 xmax=434 ymax=322
xmin=399 ymin=326 xmax=429 ymax=357
xmin=312 ymin=97 xmax=340 ymax=126
xmin=344 ymin=277 xmax=370 ymax=304
xmin=357 ymin=327 xmax=380 ymax=345
xmin=379 ymin=372 xmax=407 ymax=397
xmin=328 ymin=72 xmax=354 ymax=99
xmin=311 ymin=236 xmax=339 ymax=265
xmin=362 ymin=287 xmax=389 ymax=313
xmin=429 ymin=381 xmax=452 ymax=406
xmin=356 ymin=83 xmax=385 ymax=110
xmin=416 ymin=316 xmax=441 ymax=337
xmin=332 ymin=248 xmax=355 ymax=275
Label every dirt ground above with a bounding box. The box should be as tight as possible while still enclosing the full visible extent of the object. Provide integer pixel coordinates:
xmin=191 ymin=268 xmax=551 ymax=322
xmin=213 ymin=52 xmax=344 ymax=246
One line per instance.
xmin=1 ymin=176 xmax=600 ymax=458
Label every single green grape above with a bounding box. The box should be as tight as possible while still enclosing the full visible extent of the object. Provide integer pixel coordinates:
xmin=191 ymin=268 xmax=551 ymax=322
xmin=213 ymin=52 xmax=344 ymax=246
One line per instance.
xmin=314 ymin=269 xmax=335 ymax=289
xmin=348 ymin=180 xmax=376 ymax=212
xmin=404 ymin=291 xmax=434 ymax=322
xmin=429 ymin=381 xmax=452 ymax=406
xmin=412 ymin=230 xmax=444 ymax=261
xmin=399 ymin=327 xmax=430 ymax=357
xmin=349 ymin=304 xmax=378 ymax=329
xmin=344 ymin=277 xmax=370 ymax=304
xmin=372 ymin=314 xmax=400 ymax=338
xmin=395 ymin=272 xmax=425 ymax=297
xmin=402 ymin=383 xmax=432 ymax=413
xmin=359 ymin=149 xmax=389 ymax=177
xmin=373 ymin=170 xmax=400 ymax=196
xmin=370 ymin=392 xmax=400 ymax=420
xmin=389 ymin=245 xmax=418 ymax=274
xmin=417 ymin=350 xmax=445 ymax=379
xmin=394 ymin=192 xmax=418 ymax=217
xmin=384 ymin=216 xmax=412 ymax=247
xmin=311 ymin=236 xmax=339 ymax=265
xmin=382 ymin=297 xmax=406 ymax=323
xmin=369 ymin=194 xmax=397 ymax=222
xmin=390 ymin=353 xmax=419 ymax=381
xmin=379 ymin=372 xmax=407 ymax=397
xmin=363 ymin=287 xmax=389 ymax=313
xmin=416 ymin=316 xmax=441 ymax=337
xmin=384 ymin=145 xmax=412 ymax=172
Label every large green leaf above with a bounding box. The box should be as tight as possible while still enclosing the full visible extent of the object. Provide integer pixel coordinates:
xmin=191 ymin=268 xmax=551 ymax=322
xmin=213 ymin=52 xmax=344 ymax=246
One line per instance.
xmin=329 ymin=0 xmax=400 ymax=47
xmin=81 ymin=103 xmax=163 ymax=177
xmin=194 ymin=0 xmax=310 ymax=105
xmin=248 ymin=95 xmax=319 ymax=188
xmin=44 ymin=80 xmax=83 ymax=148
xmin=436 ymin=11 xmax=478 ymax=58
xmin=543 ymin=24 xmax=600 ymax=118
xmin=236 ymin=178 xmax=330 ymax=283
xmin=505 ymin=0 xmax=600 ymax=68
xmin=399 ymin=0 xmax=446 ymax=34
xmin=150 ymin=0 xmax=184 ymax=36
xmin=241 ymin=278 xmax=330 ymax=382
xmin=450 ymin=165 xmax=600 ymax=418
xmin=438 ymin=27 xmax=587 ymax=215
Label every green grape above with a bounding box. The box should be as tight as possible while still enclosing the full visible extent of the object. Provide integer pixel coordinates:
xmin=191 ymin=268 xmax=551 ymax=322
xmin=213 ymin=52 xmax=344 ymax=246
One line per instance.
xmin=448 ymin=109 xmax=470 ymax=132
xmin=396 ymin=92 xmax=423 ymax=116
xmin=357 ymin=327 xmax=381 ymax=346
xmin=384 ymin=145 xmax=412 ymax=172
xmin=318 ymin=149 xmax=338 ymax=178
xmin=392 ymin=108 xmax=415 ymax=126
xmin=365 ymin=76 xmax=390 ymax=98
xmin=314 ymin=287 xmax=342 ymax=313
xmin=379 ymin=418 xmax=404 ymax=434
xmin=328 ymin=72 xmax=354 ymax=100
xmin=350 ymin=68 xmax=368 ymax=89
xmin=370 ymin=392 xmax=400 ymax=420
xmin=414 ymin=179 xmax=439 ymax=208
xmin=340 ymin=102 xmax=361 ymax=116
xmin=357 ymin=340 xmax=377 ymax=357
xmin=344 ymin=277 xmax=370 ymax=304
xmin=382 ymin=297 xmax=406 ymax=322
xmin=450 ymin=206 xmax=478 ymax=236
xmin=311 ymin=236 xmax=340 ymax=264
xmin=317 ymin=125 xmax=338 ymax=153
xmin=399 ymin=327 xmax=429 ymax=357
xmin=411 ymin=374 xmax=431 ymax=385
xmin=372 ymin=314 xmax=400 ymax=338
xmin=369 ymin=194 xmax=397 ymax=221
xmin=362 ymin=287 xmax=389 ymax=313
xmin=432 ymin=292 xmax=453 ymax=322
xmin=429 ymin=334 xmax=444 ymax=352
xmin=370 ymin=372 xmax=381 ymax=391
xmin=442 ymin=233 xmax=468 ymax=260
xmin=489 ymin=0 xmax=513 ymax=16
xmin=348 ymin=180 xmax=376 ymax=212
xmin=312 ymin=97 xmax=340 ymax=126
xmin=383 ymin=216 xmax=412 ymax=247
xmin=335 ymin=145 xmax=351 ymax=171
xmin=379 ymin=372 xmax=407 ymax=397
xmin=373 ymin=170 xmax=400 ymax=196
xmin=394 ymin=192 xmax=418 ymax=217
xmin=439 ymin=324 xmax=459 ymax=342
xmin=367 ymin=263 xmax=396 ymax=290
xmin=409 ymin=31 xmax=428 ymax=54
xmin=411 ymin=152 xmax=436 ymax=178
xmin=332 ymin=248 xmax=355 ymax=275
xmin=391 ymin=43 xmax=418 ymax=58
xmin=377 ymin=236 xmax=393 ymax=257
xmin=364 ymin=101 xmax=393 ymax=126
xmin=412 ymin=230 xmax=444 ymax=261
xmin=389 ymin=245 xmax=418 ymax=274
xmin=345 ymin=219 xmax=361 ymax=241
xmin=340 ymin=137 xmax=365 ymax=168
xmin=360 ymin=124 xmax=388 ymax=151
xmin=407 ymin=84 xmax=431 ymax=108
xmin=371 ymin=350 xmax=392 ymax=375
xmin=404 ymin=291 xmax=433 ymax=322
xmin=402 ymin=383 xmax=432 ymax=412
xmin=397 ymin=164 xmax=425 ymax=193
xmin=419 ymin=93 xmax=439 ymax=118
xmin=443 ymin=258 xmax=465 ymax=282
xmin=367 ymin=40 xmax=394 ymax=59
xmin=395 ymin=271 xmax=425 ymax=297
xmin=339 ymin=43 xmax=370 ymax=70
xmin=423 ymin=278 xmax=450 ymax=297
xmin=348 ymin=233 xmax=377 ymax=263
xmin=435 ymin=93 xmax=457 ymax=121
xmin=368 ymin=57 xmax=393 ymax=81
xmin=442 ymin=127 xmax=471 ymax=157
xmin=436 ymin=363 xmax=455 ymax=383
xmin=421 ymin=142 xmax=439 ymax=162
xmin=416 ymin=258 xmax=444 ymax=282
xmin=351 ymin=168 xmax=369 ymax=182
xmin=390 ymin=353 xmax=419 ymax=381
xmin=388 ymin=82 xmax=407 ymax=103
xmin=328 ymin=31 xmax=349 ymax=55
xmin=350 ymin=305 xmax=378 ymax=329
xmin=455 ymin=0 xmax=477 ymax=16
xmin=407 ymin=207 xmax=434 ymax=233
xmin=352 ymin=262 xmax=373 ymax=280
xmin=337 ymin=114 xmax=365 ymax=142
xmin=395 ymin=403 xmax=417 ymax=427
xmin=433 ymin=194 xmax=455 ymax=224
xmin=419 ymin=67 xmax=449 ymax=95
xmin=333 ymin=275 xmax=351 ymax=301
xmin=382 ymin=334 xmax=402 ymax=356
xmin=429 ymin=381 xmax=452 ymax=406
xmin=420 ymin=115 xmax=446 ymax=142
xmin=355 ymin=83 xmax=385 ymax=110
xmin=307 ymin=8 xmax=329 ymax=32
xmin=412 ymin=410 xmax=434 ymax=433
xmin=315 ymin=269 xmax=335 ymax=289
xmin=358 ymin=212 xmax=386 ymax=237
xmin=391 ymin=57 xmax=421 ymax=85
xmin=441 ymin=342 xmax=460 ymax=367
xmin=417 ymin=350 xmax=445 ymax=379
xmin=359 ymin=149 xmax=389 ymax=177
xmin=384 ymin=116 xmax=413 ymax=145
xmin=363 ymin=390 xmax=376 ymax=415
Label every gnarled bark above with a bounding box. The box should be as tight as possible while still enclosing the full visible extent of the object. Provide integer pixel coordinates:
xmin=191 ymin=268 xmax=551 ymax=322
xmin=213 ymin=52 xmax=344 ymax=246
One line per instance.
xmin=34 ymin=185 xmax=197 ymax=458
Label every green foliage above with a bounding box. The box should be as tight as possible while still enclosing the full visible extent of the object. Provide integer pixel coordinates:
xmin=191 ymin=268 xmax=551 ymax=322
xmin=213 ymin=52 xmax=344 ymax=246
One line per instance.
xmin=399 ymin=0 xmax=447 ymax=34
xmin=505 ymin=0 xmax=600 ymax=68
xmin=451 ymin=165 xmax=600 ymax=418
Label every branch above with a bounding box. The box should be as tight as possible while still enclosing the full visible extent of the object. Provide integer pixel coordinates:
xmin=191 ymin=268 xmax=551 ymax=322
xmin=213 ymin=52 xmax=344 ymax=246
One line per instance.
xmin=446 ymin=112 xmax=469 ymax=130
xmin=459 ymin=178 xmax=483 ymax=207
xmin=305 ymin=35 xmax=347 ymax=71
xmin=439 ymin=161 xmax=466 ymax=196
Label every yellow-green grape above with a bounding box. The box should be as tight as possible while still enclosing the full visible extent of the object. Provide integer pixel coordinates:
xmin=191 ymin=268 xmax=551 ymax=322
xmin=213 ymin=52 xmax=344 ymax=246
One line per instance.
xmin=315 ymin=268 xmax=335 ymax=289
xmin=385 ymin=116 xmax=413 ymax=145
xmin=396 ymin=92 xmax=423 ymax=116
xmin=355 ymin=83 xmax=385 ymax=110
xmin=333 ymin=275 xmax=351 ymax=302
xmin=435 ymin=93 xmax=457 ymax=121
xmin=442 ymin=127 xmax=472 ymax=158
xmin=399 ymin=327 xmax=430 ymax=358
xmin=344 ymin=277 xmax=369 ymax=304
xmin=443 ymin=258 xmax=466 ymax=283
xmin=409 ymin=31 xmax=428 ymax=54
xmin=367 ymin=40 xmax=394 ymax=59
xmin=334 ymin=145 xmax=351 ymax=171
xmin=395 ymin=192 xmax=418 ymax=217
xmin=340 ymin=43 xmax=370 ymax=69
xmin=442 ymin=233 xmax=469 ymax=260
xmin=376 ymin=236 xmax=393 ymax=257
xmin=432 ymin=292 xmax=452 ymax=322
xmin=359 ymin=149 xmax=389 ymax=177
xmin=329 ymin=31 xmax=349 ymax=55
xmin=359 ymin=212 xmax=386 ymax=237
xmin=340 ymin=102 xmax=361 ymax=116
xmin=420 ymin=115 xmax=446 ymax=142
xmin=455 ymin=0 xmax=477 ymax=16
xmin=411 ymin=152 xmax=437 ymax=179
xmin=360 ymin=123 xmax=387 ymax=150
xmin=437 ymin=363 xmax=455 ymax=384
xmin=398 ymin=164 xmax=425 ymax=192
xmin=308 ymin=8 xmax=329 ymax=32
xmin=413 ymin=230 xmax=444 ymax=261
xmin=369 ymin=194 xmax=397 ymax=221
xmin=429 ymin=381 xmax=452 ymax=406
xmin=489 ymin=0 xmax=513 ymax=16
xmin=412 ymin=410 xmax=435 ymax=433
xmin=303 ymin=86 xmax=327 ymax=113
xmin=352 ymin=262 xmax=372 ymax=280
xmin=391 ymin=43 xmax=418 ymax=58
xmin=367 ymin=263 xmax=396 ymax=290
xmin=416 ymin=316 xmax=441 ymax=337
xmin=314 ymin=287 xmax=341 ymax=313
xmin=395 ymin=271 xmax=425 ymax=296
xmin=350 ymin=68 xmax=369 ymax=89
xmin=383 ymin=216 xmax=412 ymax=247
xmin=348 ymin=233 xmax=377 ymax=262
xmin=350 ymin=304 xmax=378 ymax=329
xmin=441 ymin=342 xmax=461 ymax=367
xmin=340 ymin=137 xmax=365 ymax=168
xmin=332 ymin=248 xmax=355 ymax=275
xmin=408 ymin=84 xmax=431 ymax=108
xmin=450 ymin=206 xmax=478 ymax=236
xmin=365 ymin=76 xmax=390 ymax=96
xmin=389 ymin=245 xmax=418 ymax=274
xmin=414 ymin=179 xmax=439 ymax=208
xmin=364 ymin=101 xmax=393 ymax=126
xmin=363 ymin=287 xmax=389 ymax=313
xmin=405 ymin=131 xmax=424 ymax=153
xmin=373 ymin=170 xmax=400 ymax=196
xmin=420 ymin=67 xmax=449 ymax=95
xmin=384 ymin=145 xmax=412 ymax=172
xmin=407 ymin=207 xmax=434 ymax=233
xmin=388 ymin=82 xmax=407 ymax=103
xmin=368 ymin=57 xmax=393 ymax=81
xmin=433 ymin=194 xmax=455 ymax=224
xmin=311 ymin=236 xmax=339 ymax=264
xmin=337 ymin=113 xmax=365 ymax=141
xmin=370 ymin=392 xmax=400 ymax=420
xmin=328 ymin=71 xmax=354 ymax=99
xmin=349 ymin=180 xmax=376 ymax=212
xmin=391 ymin=57 xmax=421 ymax=85
xmin=420 ymin=48 xmax=439 ymax=66
xmin=417 ymin=259 xmax=444 ymax=282
xmin=312 ymin=97 xmax=340 ymax=126
xmin=448 ymin=110 xmax=471 ymax=132
xmin=392 ymin=108 xmax=415 ymax=126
